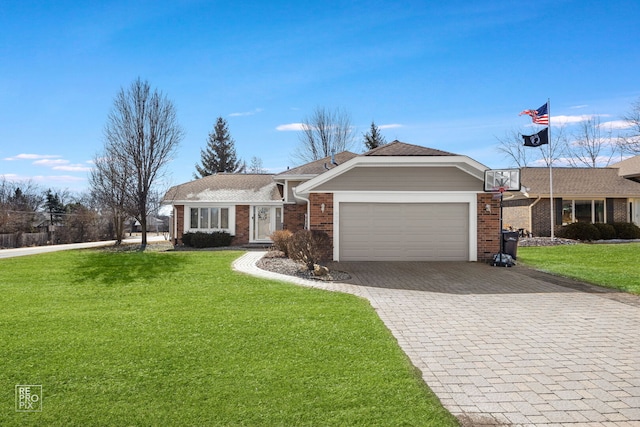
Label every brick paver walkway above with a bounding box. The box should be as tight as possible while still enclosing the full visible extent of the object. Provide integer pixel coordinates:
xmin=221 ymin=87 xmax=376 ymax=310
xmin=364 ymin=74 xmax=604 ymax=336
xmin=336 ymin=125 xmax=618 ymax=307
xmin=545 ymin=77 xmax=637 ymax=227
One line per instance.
xmin=233 ymin=253 xmax=640 ymax=426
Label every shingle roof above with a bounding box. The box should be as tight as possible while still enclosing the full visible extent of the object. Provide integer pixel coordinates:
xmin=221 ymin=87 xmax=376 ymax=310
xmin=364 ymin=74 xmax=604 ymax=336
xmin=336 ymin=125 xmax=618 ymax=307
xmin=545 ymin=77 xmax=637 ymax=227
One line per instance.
xmin=521 ymin=167 xmax=640 ymax=197
xmin=610 ymin=155 xmax=640 ymax=179
xmin=364 ymin=140 xmax=457 ymax=156
xmin=275 ymin=151 xmax=359 ymax=176
xmin=163 ymin=173 xmax=282 ymax=203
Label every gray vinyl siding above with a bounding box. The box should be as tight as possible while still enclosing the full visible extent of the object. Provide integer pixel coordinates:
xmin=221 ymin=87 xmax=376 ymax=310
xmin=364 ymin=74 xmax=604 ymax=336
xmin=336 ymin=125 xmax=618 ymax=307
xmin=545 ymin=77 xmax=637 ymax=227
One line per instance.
xmin=286 ymin=180 xmax=304 ymax=202
xmin=314 ymin=166 xmax=482 ymax=192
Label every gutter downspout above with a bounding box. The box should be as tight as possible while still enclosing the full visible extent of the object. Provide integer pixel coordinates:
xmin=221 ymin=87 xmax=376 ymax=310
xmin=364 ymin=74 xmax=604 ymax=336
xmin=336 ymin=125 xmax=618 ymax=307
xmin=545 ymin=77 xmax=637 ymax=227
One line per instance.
xmin=292 ymin=187 xmax=311 ymax=230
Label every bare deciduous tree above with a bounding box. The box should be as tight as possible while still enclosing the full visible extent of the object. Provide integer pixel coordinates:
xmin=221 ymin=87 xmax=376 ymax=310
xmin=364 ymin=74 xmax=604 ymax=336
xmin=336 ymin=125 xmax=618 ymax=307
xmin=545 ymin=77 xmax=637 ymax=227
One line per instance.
xmin=248 ymin=156 xmax=266 ymax=174
xmin=620 ymin=98 xmax=640 ymax=154
xmin=293 ymin=107 xmax=355 ymax=163
xmin=495 ymin=126 xmax=566 ymax=167
xmin=0 ymin=178 xmax=43 ymax=233
xmin=89 ymin=150 xmax=133 ymax=244
xmin=495 ymin=129 xmax=537 ymax=167
xmin=563 ymin=116 xmax=617 ymax=167
xmin=99 ymin=78 xmax=184 ymax=247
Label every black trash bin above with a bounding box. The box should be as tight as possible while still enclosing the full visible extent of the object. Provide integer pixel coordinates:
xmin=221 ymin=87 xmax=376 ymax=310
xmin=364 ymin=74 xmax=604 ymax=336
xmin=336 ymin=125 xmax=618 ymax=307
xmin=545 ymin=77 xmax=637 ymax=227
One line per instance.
xmin=502 ymin=230 xmax=519 ymax=260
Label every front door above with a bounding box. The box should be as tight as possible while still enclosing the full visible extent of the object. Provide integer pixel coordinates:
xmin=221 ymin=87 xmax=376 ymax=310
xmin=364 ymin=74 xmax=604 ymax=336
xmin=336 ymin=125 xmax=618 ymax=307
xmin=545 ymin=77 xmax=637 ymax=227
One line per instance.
xmin=253 ymin=206 xmax=271 ymax=241
xmin=252 ymin=206 xmax=282 ymax=241
xmin=631 ymin=199 xmax=640 ymax=226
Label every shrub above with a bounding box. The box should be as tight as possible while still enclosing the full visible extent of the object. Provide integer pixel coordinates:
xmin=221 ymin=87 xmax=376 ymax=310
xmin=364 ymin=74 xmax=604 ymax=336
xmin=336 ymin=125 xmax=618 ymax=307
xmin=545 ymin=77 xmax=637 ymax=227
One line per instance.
xmin=182 ymin=231 xmax=233 ymax=248
xmin=558 ymin=222 xmax=601 ymax=241
xmin=593 ymin=223 xmax=617 ymax=240
xmin=270 ymin=229 xmax=293 ymax=256
xmin=611 ymin=222 xmax=640 ymax=239
xmin=181 ymin=232 xmax=193 ymax=247
xmin=288 ymin=230 xmax=332 ymax=271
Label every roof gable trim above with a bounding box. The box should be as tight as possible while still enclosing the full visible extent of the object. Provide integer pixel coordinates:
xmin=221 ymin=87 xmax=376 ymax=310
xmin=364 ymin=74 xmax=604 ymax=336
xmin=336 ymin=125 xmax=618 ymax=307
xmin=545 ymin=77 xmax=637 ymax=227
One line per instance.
xmin=295 ymin=155 xmax=488 ymax=195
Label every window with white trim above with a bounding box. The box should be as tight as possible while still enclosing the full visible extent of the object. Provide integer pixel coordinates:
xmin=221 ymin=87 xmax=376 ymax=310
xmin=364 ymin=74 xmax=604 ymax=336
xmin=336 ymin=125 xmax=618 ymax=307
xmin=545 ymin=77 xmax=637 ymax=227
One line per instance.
xmin=190 ymin=207 xmax=230 ymax=229
xmin=562 ymin=199 xmax=605 ymax=225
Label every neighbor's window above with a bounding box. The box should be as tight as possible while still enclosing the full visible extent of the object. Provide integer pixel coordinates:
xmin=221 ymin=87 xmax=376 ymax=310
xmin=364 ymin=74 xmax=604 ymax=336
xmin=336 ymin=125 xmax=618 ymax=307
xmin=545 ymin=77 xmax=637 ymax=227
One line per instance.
xmin=562 ymin=201 xmax=573 ymax=225
xmin=562 ymin=200 xmax=605 ymax=224
xmin=594 ymin=200 xmax=604 ymax=223
xmin=190 ymin=207 xmax=230 ymax=229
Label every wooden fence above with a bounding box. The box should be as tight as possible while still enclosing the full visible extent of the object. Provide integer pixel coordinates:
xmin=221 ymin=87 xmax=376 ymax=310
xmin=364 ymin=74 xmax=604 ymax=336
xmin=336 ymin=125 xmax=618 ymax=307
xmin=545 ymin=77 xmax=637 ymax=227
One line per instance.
xmin=0 ymin=232 xmax=49 ymax=248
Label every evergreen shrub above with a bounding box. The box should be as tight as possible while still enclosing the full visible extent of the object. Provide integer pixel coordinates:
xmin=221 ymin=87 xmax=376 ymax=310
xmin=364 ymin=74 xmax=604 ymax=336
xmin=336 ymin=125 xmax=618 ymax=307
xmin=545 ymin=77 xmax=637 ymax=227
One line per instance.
xmin=182 ymin=231 xmax=233 ymax=248
xmin=593 ymin=223 xmax=617 ymax=240
xmin=611 ymin=222 xmax=640 ymax=239
xmin=558 ymin=222 xmax=601 ymax=241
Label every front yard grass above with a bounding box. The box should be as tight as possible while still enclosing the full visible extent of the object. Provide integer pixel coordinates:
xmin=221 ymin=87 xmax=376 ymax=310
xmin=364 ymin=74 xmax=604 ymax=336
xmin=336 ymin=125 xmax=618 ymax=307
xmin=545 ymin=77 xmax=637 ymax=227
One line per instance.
xmin=517 ymin=242 xmax=640 ymax=295
xmin=0 ymin=248 xmax=457 ymax=426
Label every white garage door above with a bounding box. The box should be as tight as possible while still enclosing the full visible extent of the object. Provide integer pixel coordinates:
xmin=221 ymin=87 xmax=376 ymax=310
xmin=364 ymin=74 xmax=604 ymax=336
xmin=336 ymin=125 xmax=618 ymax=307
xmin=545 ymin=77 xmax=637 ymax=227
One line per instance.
xmin=339 ymin=202 xmax=469 ymax=261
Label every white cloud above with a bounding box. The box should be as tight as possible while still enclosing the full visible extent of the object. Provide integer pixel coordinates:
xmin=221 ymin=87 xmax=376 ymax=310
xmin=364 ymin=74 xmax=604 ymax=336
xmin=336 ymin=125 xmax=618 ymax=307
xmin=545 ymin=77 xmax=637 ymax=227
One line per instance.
xmin=276 ymin=123 xmax=311 ymax=131
xmin=551 ymin=114 xmax=599 ymax=125
xmin=569 ymin=104 xmax=589 ymax=110
xmin=601 ymin=120 xmax=633 ymax=130
xmin=228 ymin=108 xmax=263 ymax=117
xmin=4 ymin=153 xmax=62 ymax=161
xmin=0 ymin=173 xmax=20 ymax=180
xmin=39 ymin=175 xmax=86 ymax=183
xmin=379 ymin=123 xmax=403 ymax=130
xmin=0 ymin=173 xmax=85 ymax=184
xmin=5 ymin=154 xmax=93 ymax=175
xmin=33 ymin=158 xmax=69 ymax=167
xmin=53 ymin=164 xmax=92 ymax=172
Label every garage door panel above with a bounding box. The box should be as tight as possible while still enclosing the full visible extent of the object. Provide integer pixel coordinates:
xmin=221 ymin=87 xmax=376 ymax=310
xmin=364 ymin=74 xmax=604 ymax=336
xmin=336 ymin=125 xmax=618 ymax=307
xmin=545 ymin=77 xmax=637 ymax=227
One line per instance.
xmin=339 ymin=202 xmax=468 ymax=261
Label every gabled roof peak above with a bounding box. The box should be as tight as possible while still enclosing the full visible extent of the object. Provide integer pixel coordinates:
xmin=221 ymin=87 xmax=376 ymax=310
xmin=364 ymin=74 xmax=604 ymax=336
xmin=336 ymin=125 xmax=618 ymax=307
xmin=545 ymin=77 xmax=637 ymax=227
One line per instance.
xmin=275 ymin=151 xmax=359 ymax=176
xmin=364 ymin=140 xmax=458 ymax=156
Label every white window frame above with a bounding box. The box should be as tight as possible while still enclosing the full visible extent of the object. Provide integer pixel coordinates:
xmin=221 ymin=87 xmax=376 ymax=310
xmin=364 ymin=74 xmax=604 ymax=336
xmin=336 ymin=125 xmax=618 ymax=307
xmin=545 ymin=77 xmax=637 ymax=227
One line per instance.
xmin=561 ymin=199 xmax=606 ymax=224
xmin=185 ymin=205 xmax=235 ymax=235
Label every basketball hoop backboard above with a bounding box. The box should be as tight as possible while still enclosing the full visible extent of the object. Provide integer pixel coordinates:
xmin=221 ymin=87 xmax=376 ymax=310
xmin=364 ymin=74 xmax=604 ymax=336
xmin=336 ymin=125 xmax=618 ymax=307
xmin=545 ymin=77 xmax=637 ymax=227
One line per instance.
xmin=484 ymin=169 xmax=521 ymax=192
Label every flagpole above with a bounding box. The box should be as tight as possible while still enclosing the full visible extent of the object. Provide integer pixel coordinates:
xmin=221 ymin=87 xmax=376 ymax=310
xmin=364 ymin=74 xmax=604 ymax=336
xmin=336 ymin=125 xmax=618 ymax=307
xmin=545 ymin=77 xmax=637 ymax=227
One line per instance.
xmin=548 ymin=98 xmax=554 ymax=239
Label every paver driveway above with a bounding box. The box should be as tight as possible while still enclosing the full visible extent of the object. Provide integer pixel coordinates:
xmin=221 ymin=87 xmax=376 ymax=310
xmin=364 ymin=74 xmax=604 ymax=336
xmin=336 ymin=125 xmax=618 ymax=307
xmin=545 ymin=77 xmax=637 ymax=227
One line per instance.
xmin=234 ymin=253 xmax=640 ymax=426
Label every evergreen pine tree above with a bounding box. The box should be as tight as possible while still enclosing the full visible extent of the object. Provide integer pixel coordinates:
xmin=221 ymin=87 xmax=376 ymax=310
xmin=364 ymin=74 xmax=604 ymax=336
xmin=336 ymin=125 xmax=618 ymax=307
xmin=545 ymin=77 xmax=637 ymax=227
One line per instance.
xmin=44 ymin=189 xmax=66 ymax=225
xmin=194 ymin=117 xmax=242 ymax=178
xmin=363 ymin=121 xmax=387 ymax=151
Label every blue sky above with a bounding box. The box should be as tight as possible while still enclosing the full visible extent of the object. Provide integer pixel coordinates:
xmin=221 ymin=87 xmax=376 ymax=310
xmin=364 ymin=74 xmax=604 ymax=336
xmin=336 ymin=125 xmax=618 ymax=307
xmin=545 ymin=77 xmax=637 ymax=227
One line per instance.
xmin=1 ymin=0 xmax=639 ymax=193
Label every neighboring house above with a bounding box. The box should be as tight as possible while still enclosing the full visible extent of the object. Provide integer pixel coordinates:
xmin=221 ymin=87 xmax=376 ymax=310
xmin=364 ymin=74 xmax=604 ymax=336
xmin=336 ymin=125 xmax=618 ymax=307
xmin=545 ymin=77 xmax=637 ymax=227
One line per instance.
xmin=163 ymin=141 xmax=502 ymax=261
xmin=126 ymin=216 xmax=170 ymax=233
xmin=503 ymin=159 xmax=640 ymax=237
xmin=611 ymin=155 xmax=640 ymax=183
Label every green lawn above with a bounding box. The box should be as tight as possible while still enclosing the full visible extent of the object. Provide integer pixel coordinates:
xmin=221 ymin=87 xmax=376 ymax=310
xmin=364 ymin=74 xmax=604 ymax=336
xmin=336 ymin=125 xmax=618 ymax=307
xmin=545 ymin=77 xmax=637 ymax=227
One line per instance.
xmin=518 ymin=242 xmax=640 ymax=295
xmin=0 ymin=248 xmax=457 ymax=426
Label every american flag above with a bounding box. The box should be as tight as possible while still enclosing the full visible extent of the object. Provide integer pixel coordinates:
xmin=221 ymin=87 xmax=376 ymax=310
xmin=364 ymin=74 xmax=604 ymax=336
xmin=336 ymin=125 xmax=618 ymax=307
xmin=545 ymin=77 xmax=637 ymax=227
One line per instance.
xmin=519 ymin=102 xmax=549 ymax=125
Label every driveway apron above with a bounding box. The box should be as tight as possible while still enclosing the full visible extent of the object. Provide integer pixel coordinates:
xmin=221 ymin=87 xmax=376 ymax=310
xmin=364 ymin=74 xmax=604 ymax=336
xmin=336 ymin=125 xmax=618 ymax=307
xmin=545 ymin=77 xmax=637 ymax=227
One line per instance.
xmin=234 ymin=253 xmax=640 ymax=426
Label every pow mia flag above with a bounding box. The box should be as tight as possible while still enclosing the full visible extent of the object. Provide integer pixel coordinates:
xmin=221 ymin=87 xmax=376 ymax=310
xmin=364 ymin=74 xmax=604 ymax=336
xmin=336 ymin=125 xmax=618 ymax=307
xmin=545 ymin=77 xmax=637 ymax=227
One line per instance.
xmin=522 ymin=127 xmax=549 ymax=147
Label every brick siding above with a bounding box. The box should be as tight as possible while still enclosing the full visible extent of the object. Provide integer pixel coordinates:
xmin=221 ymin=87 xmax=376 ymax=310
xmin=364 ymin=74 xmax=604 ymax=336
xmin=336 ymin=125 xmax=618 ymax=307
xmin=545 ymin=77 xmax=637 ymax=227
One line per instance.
xmin=611 ymin=198 xmax=628 ymax=222
xmin=477 ymin=193 xmax=500 ymax=262
xmin=232 ymin=205 xmax=250 ymax=245
xmin=173 ymin=205 xmax=184 ymax=245
xmin=308 ymin=193 xmax=334 ymax=255
xmin=502 ymin=198 xmax=534 ymax=234
xmin=283 ymin=203 xmax=306 ymax=232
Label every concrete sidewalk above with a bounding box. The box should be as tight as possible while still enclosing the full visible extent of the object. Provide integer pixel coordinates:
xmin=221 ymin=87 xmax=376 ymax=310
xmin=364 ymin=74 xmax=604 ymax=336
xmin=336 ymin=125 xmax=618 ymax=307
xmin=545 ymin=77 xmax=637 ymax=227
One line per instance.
xmin=0 ymin=235 xmax=168 ymax=259
xmin=234 ymin=252 xmax=640 ymax=426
